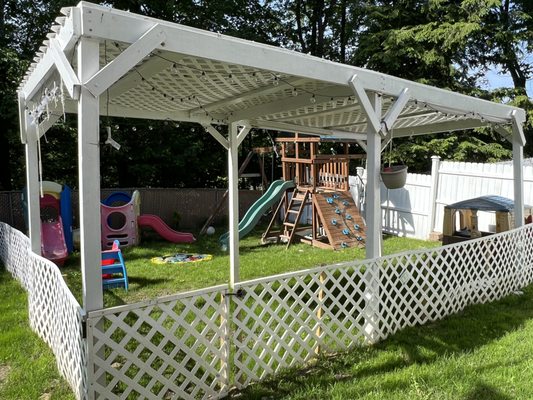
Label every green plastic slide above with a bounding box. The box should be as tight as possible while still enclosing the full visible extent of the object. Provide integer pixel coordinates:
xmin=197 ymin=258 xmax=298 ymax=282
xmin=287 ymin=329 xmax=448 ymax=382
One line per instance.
xmin=219 ymin=179 xmax=295 ymax=249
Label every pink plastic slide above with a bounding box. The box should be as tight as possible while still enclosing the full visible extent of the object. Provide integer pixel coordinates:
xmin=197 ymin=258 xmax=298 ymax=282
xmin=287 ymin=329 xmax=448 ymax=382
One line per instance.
xmin=137 ymin=214 xmax=196 ymax=243
xmin=40 ymin=194 xmax=68 ymax=266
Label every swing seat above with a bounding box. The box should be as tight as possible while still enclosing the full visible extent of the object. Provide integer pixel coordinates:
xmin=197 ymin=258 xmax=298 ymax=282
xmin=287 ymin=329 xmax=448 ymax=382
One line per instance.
xmin=381 ymin=165 xmax=408 ymax=189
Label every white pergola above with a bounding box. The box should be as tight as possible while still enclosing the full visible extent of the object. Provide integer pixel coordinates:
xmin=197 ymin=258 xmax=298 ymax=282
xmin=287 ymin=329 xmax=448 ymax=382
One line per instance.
xmin=18 ymin=1 xmax=526 ymax=313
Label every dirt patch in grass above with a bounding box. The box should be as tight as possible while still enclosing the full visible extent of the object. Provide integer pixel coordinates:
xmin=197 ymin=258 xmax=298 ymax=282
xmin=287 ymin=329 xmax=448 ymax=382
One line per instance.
xmin=0 ymin=364 xmax=11 ymax=386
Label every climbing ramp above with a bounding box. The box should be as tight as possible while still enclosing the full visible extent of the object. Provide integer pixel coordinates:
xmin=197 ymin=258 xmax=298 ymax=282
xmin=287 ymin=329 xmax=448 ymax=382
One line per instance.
xmin=312 ymin=192 xmax=366 ymax=250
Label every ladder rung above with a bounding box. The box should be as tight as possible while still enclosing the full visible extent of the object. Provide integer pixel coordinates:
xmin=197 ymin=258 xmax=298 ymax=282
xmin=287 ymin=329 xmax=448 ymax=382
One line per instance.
xmin=284 ymin=222 xmax=295 ymax=227
xmin=288 ymin=210 xmax=299 ymax=214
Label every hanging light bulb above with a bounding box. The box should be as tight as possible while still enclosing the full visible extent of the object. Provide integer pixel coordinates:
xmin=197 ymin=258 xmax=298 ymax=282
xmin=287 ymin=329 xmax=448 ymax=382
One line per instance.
xmin=201 ymin=71 xmax=207 ymax=81
xmin=292 ymin=88 xmax=298 ymax=97
xmin=310 ymin=94 xmax=316 ymax=104
xmin=272 ymin=75 xmax=279 ymax=86
xmin=228 ymin=73 xmax=235 ymax=84
xmin=132 ymin=126 xmax=137 ymax=132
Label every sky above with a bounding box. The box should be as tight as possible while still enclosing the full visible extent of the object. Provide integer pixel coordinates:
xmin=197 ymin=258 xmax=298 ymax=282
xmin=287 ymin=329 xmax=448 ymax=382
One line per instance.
xmin=483 ymin=68 xmax=533 ymax=97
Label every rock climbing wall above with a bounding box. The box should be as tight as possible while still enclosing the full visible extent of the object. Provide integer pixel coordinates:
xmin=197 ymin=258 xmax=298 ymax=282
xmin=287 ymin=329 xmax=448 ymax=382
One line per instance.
xmin=314 ymin=192 xmax=366 ymax=250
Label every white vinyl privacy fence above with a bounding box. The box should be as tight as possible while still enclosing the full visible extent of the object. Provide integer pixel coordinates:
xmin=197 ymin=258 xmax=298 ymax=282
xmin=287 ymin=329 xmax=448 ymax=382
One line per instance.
xmin=351 ymin=158 xmax=533 ymax=240
xmin=3 ymin=220 xmax=533 ymax=399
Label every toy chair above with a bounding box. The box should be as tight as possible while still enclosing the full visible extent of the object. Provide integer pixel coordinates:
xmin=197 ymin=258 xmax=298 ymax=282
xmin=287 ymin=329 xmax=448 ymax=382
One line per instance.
xmin=101 ymin=240 xmax=129 ymax=291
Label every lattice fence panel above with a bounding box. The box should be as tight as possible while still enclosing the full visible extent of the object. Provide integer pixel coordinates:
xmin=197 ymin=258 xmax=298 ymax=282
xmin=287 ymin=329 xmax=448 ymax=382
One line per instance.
xmin=0 ymin=222 xmax=86 ymax=400
xmin=378 ymin=224 xmax=533 ymax=338
xmin=232 ymin=263 xmax=372 ymax=387
xmin=87 ymin=286 xmax=229 ymax=400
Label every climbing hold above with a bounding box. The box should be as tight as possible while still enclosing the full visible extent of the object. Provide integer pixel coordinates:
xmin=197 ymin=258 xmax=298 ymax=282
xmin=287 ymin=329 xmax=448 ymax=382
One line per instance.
xmin=335 ymin=207 xmax=341 ymax=214
xmin=331 ymin=219 xmax=337 ymax=226
xmin=327 ymin=197 xmax=334 ymax=204
xmin=333 ymin=193 xmax=340 ymax=199
xmin=356 ymin=236 xmax=363 ymax=241
xmin=341 ymin=242 xmax=348 ymax=248
xmin=342 ymin=228 xmax=350 ymax=235
xmin=346 ymin=214 xmax=352 ymax=220
xmin=342 ymin=200 xmax=349 ymax=206
xmin=354 ymin=224 xmax=360 ymax=231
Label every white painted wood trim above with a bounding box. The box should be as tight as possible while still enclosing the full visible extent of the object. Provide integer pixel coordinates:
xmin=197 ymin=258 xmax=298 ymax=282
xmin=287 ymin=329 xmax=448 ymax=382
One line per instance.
xmin=348 ymin=75 xmax=382 ymax=136
xmin=364 ymin=93 xmax=382 ymax=259
xmin=228 ymin=122 xmax=240 ymax=290
xmin=85 ymin=24 xmax=166 ymax=97
xmin=25 ymin=137 xmax=41 ymax=253
xmin=236 ymin=123 xmax=251 ymax=148
xmin=49 ymin=38 xmax=80 ymax=99
xmin=381 ymin=88 xmax=410 ymax=134
xmin=203 ymin=124 xmax=229 ymax=150
xmin=513 ymin=135 xmax=525 ymax=227
xmin=77 ymin=38 xmax=103 ymax=312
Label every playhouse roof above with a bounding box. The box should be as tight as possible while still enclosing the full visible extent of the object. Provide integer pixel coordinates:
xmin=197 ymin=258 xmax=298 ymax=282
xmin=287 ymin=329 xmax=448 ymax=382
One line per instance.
xmin=445 ymin=195 xmax=524 ymax=212
xmin=18 ymin=1 xmax=526 ymax=143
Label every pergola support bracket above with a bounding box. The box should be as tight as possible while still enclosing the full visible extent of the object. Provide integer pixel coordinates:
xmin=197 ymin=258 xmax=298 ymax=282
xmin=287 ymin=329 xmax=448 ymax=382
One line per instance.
xmin=85 ymin=24 xmax=166 ymax=97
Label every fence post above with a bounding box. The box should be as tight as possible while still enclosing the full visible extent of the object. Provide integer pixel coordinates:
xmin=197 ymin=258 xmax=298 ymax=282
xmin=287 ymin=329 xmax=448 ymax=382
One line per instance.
xmin=363 ymin=262 xmax=380 ymax=344
xmin=427 ymin=155 xmax=441 ymax=239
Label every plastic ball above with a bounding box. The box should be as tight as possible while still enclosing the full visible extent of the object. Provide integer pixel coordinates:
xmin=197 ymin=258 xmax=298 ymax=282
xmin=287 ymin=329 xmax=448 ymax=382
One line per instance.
xmin=206 ymin=226 xmax=216 ymax=236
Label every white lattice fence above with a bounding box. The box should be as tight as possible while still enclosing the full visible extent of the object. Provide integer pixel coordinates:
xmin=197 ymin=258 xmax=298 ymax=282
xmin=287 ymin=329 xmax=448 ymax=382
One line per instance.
xmin=86 ymin=285 xmax=230 ymax=400
xmin=232 ymin=265 xmax=370 ymax=387
xmin=378 ymin=224 xmax=533 ymax=338
xmin=0 ymin=222 xmax=86 ymax=400
xmin=84 ymin=224 xmax=533 ymax=398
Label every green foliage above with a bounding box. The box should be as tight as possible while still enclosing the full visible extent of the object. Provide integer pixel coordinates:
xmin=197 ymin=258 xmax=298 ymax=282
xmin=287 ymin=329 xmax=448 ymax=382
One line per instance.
xmin=2 ymin=0 xmax=532 ymax=186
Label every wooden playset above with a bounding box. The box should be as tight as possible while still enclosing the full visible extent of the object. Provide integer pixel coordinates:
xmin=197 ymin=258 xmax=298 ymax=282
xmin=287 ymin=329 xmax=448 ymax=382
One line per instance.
xmin=263 ymin=134 xmax=366 ymax=250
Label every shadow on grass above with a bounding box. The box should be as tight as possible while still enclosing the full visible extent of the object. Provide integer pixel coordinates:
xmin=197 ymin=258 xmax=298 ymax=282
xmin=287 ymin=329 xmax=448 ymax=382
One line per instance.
xmin=234 ymin=286 xmax=533 ymax=399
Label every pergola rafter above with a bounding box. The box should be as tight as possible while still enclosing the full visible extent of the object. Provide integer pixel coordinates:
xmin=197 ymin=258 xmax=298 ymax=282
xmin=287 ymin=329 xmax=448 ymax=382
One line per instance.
xmin=18 ymin=1 xmax=527 ymax=312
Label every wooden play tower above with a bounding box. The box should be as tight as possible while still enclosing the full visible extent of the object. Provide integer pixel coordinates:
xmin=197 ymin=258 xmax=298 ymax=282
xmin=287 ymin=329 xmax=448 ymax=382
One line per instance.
xmin=263 ymin=134 xmax=366 ymax=250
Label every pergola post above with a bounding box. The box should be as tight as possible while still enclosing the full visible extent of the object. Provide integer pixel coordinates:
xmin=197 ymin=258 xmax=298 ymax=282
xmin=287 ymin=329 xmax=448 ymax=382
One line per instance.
xmin=512 ymin=130 xmax=524 ymax=227
xmin=365 ymin=94 xmax=383 ymax=258
xmin=20 ymin=96 xmax=41 ymax=253
xmin=77 ymin=38 xmax=103 ymax=312
xmin=228 ymin=122 xmax=240 ymax=290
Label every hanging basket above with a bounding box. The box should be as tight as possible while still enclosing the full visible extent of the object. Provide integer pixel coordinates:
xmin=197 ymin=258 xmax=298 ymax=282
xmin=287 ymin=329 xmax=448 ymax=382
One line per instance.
xmin=381 ymin=165 xmax=408 ymax=189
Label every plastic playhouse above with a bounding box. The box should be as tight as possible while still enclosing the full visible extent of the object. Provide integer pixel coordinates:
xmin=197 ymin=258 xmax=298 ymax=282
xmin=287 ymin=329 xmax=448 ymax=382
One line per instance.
xmin=442 ymin=195 xmax=533 ymax=245
xmin=101 ymin=191 xmax=195 ymax=249
xmin=261 ymin=134 xmax=366 ymax=250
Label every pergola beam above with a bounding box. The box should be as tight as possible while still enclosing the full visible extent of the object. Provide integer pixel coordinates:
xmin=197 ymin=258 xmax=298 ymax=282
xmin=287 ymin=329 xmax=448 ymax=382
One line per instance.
xmin=202 ymin=124 xmax=229 ymax=150
xmin=391 ymin=118 xmax=489 ymax=137
xmin=381 ymin=88 xmax=410 ymax=135
xmin=231 ymin=85 xmax=353 ymax=122
xmin=85 ymin=25 xmax=166 ymax=97
xmin=349 ymin=75 xmax=382 ymax=136
xmin=49 ymin=39 xmax=80 ymax=99
xmin=189 ymin=77 xmax=309 ymax=115
xmin=252 ymin=120 xmax=367 ymax=140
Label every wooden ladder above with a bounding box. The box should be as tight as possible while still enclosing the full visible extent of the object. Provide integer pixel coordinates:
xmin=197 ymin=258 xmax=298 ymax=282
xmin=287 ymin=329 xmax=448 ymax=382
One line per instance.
xmin=281 ymin=188 xmax=310 ymax=249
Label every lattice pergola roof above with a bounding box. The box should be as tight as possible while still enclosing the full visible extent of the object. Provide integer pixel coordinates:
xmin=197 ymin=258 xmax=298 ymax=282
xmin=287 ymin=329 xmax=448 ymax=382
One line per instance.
xmin=18 ymin=1 xmax=526 ymax=144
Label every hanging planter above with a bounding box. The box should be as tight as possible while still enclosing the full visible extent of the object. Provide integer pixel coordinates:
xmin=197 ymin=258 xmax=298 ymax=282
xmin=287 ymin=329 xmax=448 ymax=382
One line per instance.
xmin=381 ymin=165 xmax=408 ymax=189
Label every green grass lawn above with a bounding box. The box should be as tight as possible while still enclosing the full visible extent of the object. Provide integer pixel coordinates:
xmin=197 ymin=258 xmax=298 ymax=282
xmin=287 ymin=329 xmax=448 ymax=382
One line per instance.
xmin=61 ymin=227 xmax=440 ymax=307
xmin=0 ymin=268 xmax=74 ymax=400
